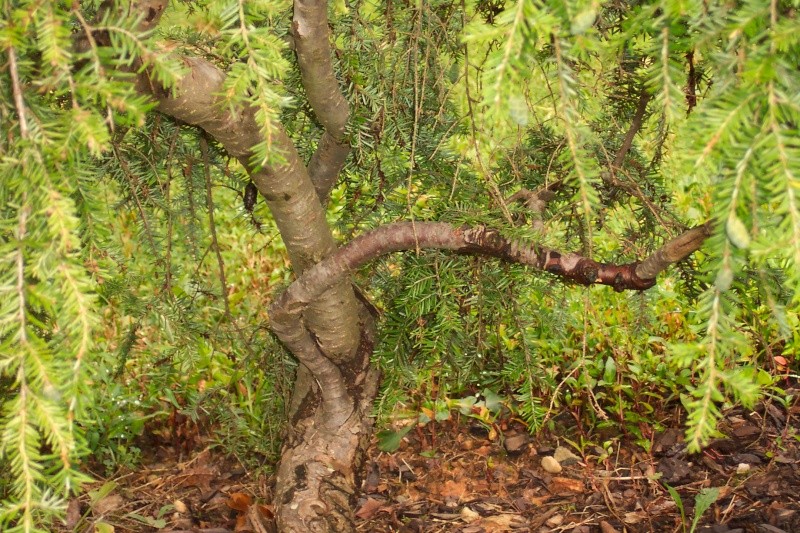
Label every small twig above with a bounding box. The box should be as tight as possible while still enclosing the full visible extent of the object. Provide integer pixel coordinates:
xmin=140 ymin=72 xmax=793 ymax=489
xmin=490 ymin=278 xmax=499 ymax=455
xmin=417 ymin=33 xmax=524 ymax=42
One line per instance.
xmin=201 ymin=136 xmax=259 ymax=362
xmin=7 ymin=44 xmax=29 ymax=139
xmin=112 ymin=144 xmax=159 ymax=255
xmin=612 ymin=88 xmax=652 ymax=170
xmin=201 ymin=136 xmax=236 ymax=354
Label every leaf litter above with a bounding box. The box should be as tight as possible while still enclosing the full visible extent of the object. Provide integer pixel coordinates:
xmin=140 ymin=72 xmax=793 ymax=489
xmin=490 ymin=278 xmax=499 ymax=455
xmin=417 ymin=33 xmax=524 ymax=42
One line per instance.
xmin=54 ymin=387 xmax=800 ymax=533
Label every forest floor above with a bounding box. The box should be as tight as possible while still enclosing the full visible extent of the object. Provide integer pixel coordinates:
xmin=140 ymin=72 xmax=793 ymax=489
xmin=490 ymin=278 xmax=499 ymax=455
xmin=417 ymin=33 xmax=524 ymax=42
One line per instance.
xmin=62 ymin=388 xmax=800 ymax=533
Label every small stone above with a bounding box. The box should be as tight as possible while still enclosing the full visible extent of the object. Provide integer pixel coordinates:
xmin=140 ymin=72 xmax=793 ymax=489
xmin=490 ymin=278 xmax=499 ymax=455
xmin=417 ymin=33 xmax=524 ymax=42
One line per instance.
xmin=541 ymin=456 xmax=563 ymax=473
xmin=554 ymin=445 xmax=581 ymax=465
xmin=504 ymin=433 xmax=530 ymax=454
xmin=732 ymin=453 xmax=762 ymax=465
xmin=460 ymin=506 xmax=480 ymax=523
xmin=173 ymin=499 xmax=188 ymax=514
xmin=736 ymin=463 xmax=751 ymax=475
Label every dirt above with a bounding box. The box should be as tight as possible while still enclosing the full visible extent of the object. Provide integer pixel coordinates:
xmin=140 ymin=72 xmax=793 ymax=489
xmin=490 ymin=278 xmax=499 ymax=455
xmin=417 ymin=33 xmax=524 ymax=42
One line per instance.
xmin=59 ymin=391 xmax=800 ymax=533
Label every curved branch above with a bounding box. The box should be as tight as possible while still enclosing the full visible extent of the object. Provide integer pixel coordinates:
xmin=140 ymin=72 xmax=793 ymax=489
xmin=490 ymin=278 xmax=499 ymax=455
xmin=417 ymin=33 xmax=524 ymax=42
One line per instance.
xmin=270 ymin=221 xmax=712 ymax=348
xmin=612 ymin=87 xmax=652 ymax=170
xmin=129 ymin=49 xmax=362 ymax=361
xmin=293 ymin=0 xmax=350 ymax=201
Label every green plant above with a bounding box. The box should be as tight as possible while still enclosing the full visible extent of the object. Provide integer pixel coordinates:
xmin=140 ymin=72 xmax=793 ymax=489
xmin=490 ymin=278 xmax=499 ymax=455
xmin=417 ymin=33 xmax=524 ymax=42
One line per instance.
xmin=665 ymin=484 xmax=721 ymax=533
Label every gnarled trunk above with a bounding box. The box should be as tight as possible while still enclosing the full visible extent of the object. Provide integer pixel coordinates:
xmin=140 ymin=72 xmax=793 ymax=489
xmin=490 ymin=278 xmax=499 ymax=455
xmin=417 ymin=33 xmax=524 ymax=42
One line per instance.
xmin=272 ymin=320 xmax=379 ymax=532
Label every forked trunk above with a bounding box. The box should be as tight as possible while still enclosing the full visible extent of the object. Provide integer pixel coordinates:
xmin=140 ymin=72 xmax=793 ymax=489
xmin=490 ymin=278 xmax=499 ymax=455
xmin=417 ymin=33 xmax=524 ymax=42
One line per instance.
xmin=273 ymin=321 xmax=379 ymax=532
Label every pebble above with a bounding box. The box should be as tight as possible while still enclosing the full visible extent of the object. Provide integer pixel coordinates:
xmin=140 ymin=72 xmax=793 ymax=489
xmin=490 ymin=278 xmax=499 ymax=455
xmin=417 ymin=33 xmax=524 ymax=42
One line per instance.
xmin=554 ymin=445 xmax=581 ymax=465
xmin=541 ymin=455 xmax=562 ymax=473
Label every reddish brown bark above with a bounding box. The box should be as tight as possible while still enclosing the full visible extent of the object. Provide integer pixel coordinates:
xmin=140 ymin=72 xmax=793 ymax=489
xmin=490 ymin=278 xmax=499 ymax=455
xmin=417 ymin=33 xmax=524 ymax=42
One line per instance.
xmin=271 ymin=221 xmax=713 ymax=337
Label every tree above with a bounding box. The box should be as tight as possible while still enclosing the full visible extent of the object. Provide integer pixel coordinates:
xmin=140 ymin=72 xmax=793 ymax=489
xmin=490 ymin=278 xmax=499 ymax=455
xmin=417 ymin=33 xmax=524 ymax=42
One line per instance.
xmin=1 ymin=0 xmax=798 ymax=531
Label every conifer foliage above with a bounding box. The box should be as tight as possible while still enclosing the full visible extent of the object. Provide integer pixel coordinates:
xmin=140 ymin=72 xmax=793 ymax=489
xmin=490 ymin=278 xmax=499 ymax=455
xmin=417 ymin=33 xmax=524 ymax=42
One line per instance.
xmin=1 ymin=0 xmax=798 ymax=530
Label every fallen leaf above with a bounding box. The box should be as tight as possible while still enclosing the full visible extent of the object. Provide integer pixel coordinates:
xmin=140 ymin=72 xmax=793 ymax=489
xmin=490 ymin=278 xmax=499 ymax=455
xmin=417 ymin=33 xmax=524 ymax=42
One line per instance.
xmin=623 ymin=511 xmax=647 ymax=524
xmin=460 ymin=506 xmax=480 ymax=523
xmin=600 ymin=520 xmax=621 ymax=533
xmin=550 ymin=476 xmax=584 ymax=493
xmin=66 ymin=498 xmax=82 ymax=529
xmin=235 ymin=513 xmax=253 ymax=532
xmin=257 ymin=504 xmax=274 ymax=520
xmin=438 ymin=479 xmax=468 ymax=499
xmin=522 ymin=488 xmax=551 ymax=506
xmin=482 ymin=513 xmax=526 ymax=532
xmin=355 ymin=497 xmax=384 ymax=520
xmin=175 ymin=465 xmax=216 ymax=492
xmin=94 ymin=522 xmax=115 ymax=533
xmin=227 ymin=492 xmax=253 ymax=512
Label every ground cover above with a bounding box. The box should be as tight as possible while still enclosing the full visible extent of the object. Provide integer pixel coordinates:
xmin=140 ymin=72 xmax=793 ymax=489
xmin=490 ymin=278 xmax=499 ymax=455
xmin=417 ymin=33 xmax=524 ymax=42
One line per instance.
xmin=59 ymin=386 xmax=800 ymax=533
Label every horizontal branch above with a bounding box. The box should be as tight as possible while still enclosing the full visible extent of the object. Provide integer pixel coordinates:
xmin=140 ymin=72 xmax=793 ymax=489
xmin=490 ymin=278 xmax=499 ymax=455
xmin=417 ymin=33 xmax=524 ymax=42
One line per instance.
xmin=636 ymin=220 xmax=714 ymax=279
xmin=270 ymin=221 xmax=712 ymax=350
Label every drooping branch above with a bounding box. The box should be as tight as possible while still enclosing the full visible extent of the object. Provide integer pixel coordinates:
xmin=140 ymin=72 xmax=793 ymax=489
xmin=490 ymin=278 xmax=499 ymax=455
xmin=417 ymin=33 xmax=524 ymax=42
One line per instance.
xmin=271 ymin=221 xmax=714 ymax=343
xmin=293 ymin=0 xmax=351 ymax=201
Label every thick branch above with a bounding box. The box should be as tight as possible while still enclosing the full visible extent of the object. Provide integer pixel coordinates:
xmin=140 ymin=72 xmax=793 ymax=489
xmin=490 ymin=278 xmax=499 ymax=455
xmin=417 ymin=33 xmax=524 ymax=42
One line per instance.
xmin=270 ymin=221 xmax=709 ymax=363
xmin=636 ymin=220 xmax=714 ymax=279
xmin=293 ymin=0 xmax=350 ymax=201
xmin=139 ymin=57 xmax=361 ymax=360
xmin=307 ymin=131 xmax=350 ymax=200
xmin=271 ymin=221 xmax=713 ymax=343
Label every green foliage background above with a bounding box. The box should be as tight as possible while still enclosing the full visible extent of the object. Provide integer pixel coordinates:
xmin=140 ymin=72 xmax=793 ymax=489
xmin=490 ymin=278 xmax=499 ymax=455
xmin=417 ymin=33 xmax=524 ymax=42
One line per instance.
xmin=1 ymin=0 xmax=798 ymax=530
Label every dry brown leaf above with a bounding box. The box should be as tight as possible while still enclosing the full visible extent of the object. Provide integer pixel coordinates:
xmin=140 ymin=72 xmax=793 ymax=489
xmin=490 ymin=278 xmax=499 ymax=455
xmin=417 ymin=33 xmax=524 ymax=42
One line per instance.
xmin=600 ymin=520 xmax=621 ymax=533
xmin=474 ymin=445 xmax=492 ymax=457
xmin=521 ymin=488 xmax=551 ymax=506
xmin=247 ymin=503 xmax=276 ymax=533
xmin=235 ymin=513 xmax=253 ymax=532
xmin=256 ymin=504 xmax=274 ymax=520
xmin=174 ymin=466 xmax=216 ymax=492
xmin=438 ymin=479 xmax=468 ymax=499
xmin=355 ymin=497 xmax=384 ymax=520
xmin=550 ymin=476 xmax=584 ymax=493
xmin=471 ymin=479 xmax=489 ymax=492
xmin=65 ymin=498 xmax=82 ymax=529
xmin=481 ymin=513 xmax=526 ymax=532
xmin=623 ymin=511 xmax=648 ymax=524
xmin=227 ymin=492 xmax=253 ymax=512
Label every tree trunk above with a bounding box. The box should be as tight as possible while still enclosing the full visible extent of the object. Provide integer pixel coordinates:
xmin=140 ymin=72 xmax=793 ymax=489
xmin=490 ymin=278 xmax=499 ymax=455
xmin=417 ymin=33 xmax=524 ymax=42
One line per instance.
xmin=272 ymin=317 xmax=379 ymax=532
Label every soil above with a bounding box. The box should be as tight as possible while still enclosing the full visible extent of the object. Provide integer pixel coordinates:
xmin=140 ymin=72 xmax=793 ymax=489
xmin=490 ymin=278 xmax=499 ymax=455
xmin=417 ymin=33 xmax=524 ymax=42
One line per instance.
xmin=59 ymin=390 xmax=800 ymax=533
